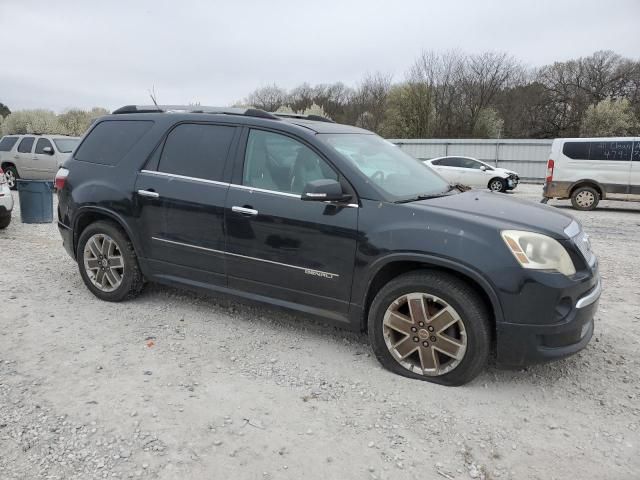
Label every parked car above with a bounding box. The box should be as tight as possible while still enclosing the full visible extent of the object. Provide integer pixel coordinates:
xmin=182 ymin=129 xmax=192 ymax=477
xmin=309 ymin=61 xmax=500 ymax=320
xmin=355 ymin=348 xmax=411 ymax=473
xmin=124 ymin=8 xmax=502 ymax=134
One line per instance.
xmin=424 ymin=156 xmax=520 ymax=192
xmin=0 ymin=134 xmax=81 ymax=189
xmin=0 ymin=167 xmax=13 ymax=229
xmin=542 ymin=137 xmax=640 ymax=210
xmin=56 ymin=105 xmax=600 ymax=386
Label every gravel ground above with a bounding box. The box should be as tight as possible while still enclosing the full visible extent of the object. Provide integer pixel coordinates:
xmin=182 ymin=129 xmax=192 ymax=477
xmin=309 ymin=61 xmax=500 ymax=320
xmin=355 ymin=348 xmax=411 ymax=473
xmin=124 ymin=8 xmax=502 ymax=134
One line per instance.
xmin=1 ymin=184 xmax=639 ymax=480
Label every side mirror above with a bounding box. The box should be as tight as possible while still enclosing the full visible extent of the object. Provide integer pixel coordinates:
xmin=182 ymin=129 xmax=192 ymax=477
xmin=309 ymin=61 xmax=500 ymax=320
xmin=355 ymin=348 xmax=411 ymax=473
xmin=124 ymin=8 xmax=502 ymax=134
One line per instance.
xmin=480 ymin=165 xmax=487 ymax=171
xmin=43 ymin=146 xmax=54 ymax=155
xmin=301 ymin=179 xmax=351 ymax=202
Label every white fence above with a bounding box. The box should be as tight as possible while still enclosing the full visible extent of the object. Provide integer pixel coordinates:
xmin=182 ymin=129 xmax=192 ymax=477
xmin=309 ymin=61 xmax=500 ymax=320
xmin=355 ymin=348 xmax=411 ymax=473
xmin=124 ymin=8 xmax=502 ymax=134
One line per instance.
xmin=389 ymin=139 xmax=553 ymax=181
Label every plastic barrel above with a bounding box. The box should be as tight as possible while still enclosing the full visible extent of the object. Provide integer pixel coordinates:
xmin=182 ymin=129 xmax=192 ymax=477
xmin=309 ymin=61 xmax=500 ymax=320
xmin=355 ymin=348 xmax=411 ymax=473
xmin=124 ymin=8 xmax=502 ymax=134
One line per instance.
xmin=16 ymin=180 xmax=54 ymax=224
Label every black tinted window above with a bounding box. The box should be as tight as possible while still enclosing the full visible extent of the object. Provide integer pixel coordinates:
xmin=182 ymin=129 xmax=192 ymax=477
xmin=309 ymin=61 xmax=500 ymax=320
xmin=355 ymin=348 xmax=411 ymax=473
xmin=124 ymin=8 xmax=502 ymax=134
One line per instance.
xmin=589 ymin=141 xmax=632 ymax=161
xmin=244 ymin=129 xmax=337 ymax=194
xmin=0 ymin=136 xmax=18 ymax=151
xmin=17 ymin=137 xmax=35 ymax=153
xmin=438 ymin=157 xmax=465 ymax=167
xmin=563 ymin=142 xmax=590 ymax=159
xmin=158 ymin=123 xmax=235 ymax=181
xmin=35 ymin=138 xmax=53 ymax=154
xmin=430 ymin=159 xmax=443 ymax=165
xmin=633 ymin=142 xmax=640 ymax=162
xmin=75 ymin=120 xmax=153 ymax=166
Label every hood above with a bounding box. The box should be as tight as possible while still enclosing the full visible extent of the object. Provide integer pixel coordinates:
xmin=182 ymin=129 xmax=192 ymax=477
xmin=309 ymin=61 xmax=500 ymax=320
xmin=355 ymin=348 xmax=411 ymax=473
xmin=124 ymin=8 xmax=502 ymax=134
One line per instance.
xmin=494 ymin=167 xmax=517 ymax=176
xmin=408 ymin=190 xmax=574 ymax=238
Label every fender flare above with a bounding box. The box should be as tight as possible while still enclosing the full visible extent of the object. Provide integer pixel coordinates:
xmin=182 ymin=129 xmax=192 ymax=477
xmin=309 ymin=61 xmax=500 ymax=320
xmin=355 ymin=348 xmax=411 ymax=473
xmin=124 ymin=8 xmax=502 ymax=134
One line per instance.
xmin=72 ymin=206 xmax=141 ymax=257
xmin=359 ymin=252 xmax=504 ymax=326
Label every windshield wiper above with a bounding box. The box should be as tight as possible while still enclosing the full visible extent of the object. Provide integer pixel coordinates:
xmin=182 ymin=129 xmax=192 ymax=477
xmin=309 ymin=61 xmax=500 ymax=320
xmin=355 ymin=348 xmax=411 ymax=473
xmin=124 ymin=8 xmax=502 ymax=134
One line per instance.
xmin=394 ymin=185 xmax=460 ymax=203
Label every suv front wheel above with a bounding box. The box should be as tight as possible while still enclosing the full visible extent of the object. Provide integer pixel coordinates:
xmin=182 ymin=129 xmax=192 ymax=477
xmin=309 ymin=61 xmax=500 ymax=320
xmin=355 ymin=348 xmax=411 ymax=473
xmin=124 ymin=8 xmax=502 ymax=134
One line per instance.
xmin=77 ymin=221 xmax=144 ymax=301
xmin=368 ymin=271 xmax=490 ymax=386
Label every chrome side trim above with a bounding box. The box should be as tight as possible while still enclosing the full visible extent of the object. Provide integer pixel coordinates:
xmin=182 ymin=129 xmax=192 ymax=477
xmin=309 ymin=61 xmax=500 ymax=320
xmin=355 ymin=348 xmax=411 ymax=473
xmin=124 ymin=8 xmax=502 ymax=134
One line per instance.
xmin=230 ymin=183 xmax=301 ymax=198
xmin=152 ymin=237 xmax=225 ymax=254
xmin=140 ymin=170 xmax=230 ymax=187
xmin=576 ymin=279 xmax=601 ymax=309
xmin=151 ymin=236 xmax=340 ymax=278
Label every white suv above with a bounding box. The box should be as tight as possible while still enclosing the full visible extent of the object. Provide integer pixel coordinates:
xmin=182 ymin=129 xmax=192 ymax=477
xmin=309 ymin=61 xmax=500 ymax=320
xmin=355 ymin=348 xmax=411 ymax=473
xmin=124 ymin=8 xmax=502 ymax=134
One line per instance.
xmin=424 ymin=156 xmax=520 ymax=192
xmin=0 ymin=167 xmax=13 ymax=229
xmin=0 ymin=134 xmax=80 ymax=189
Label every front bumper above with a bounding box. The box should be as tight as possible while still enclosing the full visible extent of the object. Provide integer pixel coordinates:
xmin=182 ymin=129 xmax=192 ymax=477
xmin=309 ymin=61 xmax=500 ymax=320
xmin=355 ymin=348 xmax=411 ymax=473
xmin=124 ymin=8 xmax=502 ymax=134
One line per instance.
xmin=496 ymin=278 xmax=601 ymax=366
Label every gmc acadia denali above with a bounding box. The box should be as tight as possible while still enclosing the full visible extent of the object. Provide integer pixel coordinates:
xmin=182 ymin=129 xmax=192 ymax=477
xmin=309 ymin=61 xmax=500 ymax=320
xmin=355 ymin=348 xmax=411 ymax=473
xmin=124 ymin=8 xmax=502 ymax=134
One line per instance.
xmin=56 ymin=105 xmax=601 ymax=386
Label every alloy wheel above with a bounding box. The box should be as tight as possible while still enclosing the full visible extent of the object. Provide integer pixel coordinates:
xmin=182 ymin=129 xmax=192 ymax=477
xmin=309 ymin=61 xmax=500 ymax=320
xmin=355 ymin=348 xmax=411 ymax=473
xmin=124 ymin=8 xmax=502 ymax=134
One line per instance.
xmin=4 ymin=169 xmax=16 ymax=189
xmin=575 ymin=190 xmax=595 ymax=208
xmin=83 ymin=234 xmax=125 ymax=292
xmin=489 ymin=179 xmax=503 ymax=192
xmin=382 ymin=293 xmax=467 ymax=376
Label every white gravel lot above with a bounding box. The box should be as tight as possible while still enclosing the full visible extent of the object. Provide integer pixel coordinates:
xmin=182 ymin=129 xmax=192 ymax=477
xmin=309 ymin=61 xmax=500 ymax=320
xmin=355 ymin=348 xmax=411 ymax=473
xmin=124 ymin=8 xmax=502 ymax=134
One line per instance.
xmin=1 ymin=184 xmax=639 ymax=480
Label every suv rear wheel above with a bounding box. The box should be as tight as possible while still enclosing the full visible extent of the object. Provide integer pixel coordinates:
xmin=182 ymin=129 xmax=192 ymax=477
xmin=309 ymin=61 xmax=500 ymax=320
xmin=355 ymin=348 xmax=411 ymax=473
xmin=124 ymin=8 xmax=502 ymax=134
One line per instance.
xmin=571 ymin=186 xmax=599 ymax=211
xmin=368 ymin=271 xmax=490 ymax=386
xmin=77 ymin=221 xmax=144 ymax=301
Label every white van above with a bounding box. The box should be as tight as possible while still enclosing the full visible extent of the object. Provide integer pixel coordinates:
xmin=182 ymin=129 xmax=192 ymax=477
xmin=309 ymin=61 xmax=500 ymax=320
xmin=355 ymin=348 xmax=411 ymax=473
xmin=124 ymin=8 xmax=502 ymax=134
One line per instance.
xmin=542 ymin=137 xmax=640 ymax=210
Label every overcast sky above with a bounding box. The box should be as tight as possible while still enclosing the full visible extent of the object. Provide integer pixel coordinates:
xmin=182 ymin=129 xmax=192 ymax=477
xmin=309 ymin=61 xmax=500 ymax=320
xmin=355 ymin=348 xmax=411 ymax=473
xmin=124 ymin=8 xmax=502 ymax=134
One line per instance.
xmin=1 ymin=0 xmax=639 ymax=113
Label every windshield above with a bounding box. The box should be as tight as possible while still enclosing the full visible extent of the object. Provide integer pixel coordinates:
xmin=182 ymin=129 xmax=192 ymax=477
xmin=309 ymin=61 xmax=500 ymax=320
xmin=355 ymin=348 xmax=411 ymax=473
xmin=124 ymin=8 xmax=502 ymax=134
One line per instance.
xmin=53 ymin=138 xmax=80 ymax=153
xmin=319 ymin=134 xmax=450 ymax=201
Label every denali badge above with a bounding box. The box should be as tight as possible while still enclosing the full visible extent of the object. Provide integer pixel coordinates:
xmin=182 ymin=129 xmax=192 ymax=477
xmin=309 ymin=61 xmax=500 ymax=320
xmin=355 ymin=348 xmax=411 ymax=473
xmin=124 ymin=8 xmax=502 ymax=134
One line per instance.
xmin=304 ymin=268 xmax=339 ymax=279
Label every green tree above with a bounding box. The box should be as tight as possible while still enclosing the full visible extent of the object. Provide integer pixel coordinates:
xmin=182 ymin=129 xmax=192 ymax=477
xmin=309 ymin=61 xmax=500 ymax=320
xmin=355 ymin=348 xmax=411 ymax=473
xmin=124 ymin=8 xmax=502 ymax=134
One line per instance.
xmin=0 ymin=102 xmax=10 ymax=118
xmin=580 ymin=98 xmax=639 ymax=137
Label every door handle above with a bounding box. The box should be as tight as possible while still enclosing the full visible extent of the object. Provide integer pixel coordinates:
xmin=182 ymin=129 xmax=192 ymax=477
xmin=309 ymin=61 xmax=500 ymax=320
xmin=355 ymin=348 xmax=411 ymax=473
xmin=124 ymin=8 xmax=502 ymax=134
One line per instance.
xmin=137 ymin=189 xmax=160 ymax=198
xmin=232 ymin=206 xmax=258 ymax=216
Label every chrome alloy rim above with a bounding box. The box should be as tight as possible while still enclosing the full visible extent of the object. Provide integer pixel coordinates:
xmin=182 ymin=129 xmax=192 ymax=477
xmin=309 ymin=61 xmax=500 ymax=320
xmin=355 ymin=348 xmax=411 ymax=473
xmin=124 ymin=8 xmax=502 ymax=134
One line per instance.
xmin=489 ymin=180 xmax=503 ymax=191
xmin=83 ymin=234 xmax=124 ymax=292
xmin=383 ymin=293 xmax=467 ymax=376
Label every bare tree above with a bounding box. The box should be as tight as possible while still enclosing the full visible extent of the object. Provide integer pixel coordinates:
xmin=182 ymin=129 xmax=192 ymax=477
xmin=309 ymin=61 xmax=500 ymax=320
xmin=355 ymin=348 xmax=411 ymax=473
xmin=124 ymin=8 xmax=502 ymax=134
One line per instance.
xmin=245 ymin=84 xmax=288 ymax=112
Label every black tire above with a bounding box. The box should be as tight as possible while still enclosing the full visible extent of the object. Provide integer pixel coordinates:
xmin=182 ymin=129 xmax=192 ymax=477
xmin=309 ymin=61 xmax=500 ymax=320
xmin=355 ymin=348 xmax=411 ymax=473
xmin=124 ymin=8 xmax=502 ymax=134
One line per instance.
xmin=77 ymin=220 xmax=144 ymax=301
xmin=3 ymin=165 xmax=18 ymax=190
xmin=0 ymin=214 xmax=11 ymax=229
xmin=570 ymin=186 xmax=599 ymax=211
xmin=488 ymin=177 xmax=506 ymax=193
xmin=368 ymin=270 xmax=491 ymax=386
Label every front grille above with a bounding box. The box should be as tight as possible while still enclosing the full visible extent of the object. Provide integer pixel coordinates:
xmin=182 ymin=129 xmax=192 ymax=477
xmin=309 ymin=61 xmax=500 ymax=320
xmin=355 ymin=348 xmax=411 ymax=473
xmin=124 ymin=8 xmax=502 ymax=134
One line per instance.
xmin=572 ymin=229 xmax=595 ymax=266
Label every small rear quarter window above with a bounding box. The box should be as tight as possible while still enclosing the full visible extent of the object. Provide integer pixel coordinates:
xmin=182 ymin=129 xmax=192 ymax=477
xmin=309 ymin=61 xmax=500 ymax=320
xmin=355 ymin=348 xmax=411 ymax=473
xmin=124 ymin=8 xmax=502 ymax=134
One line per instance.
xmin=0 ymin=136 xmax=19 ymax=152
xmin=74 ymin=120 xmax=153 ymax=165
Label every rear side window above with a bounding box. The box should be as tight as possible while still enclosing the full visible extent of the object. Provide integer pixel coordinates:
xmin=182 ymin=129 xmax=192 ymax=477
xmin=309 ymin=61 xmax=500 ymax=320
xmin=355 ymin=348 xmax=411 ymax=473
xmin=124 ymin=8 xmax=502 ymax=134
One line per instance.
xmin=17 ymin=137 xmax=35 ymax=153
xmin=35 ymin=138 xmax=53 ymax=154
xmin=0 ymin=136 xmax=19 ymax=151
xmin=438 ymin=157 xmax=465 ymax=167
xmin=562 ymin=142 xmax=590 ymax=159
xmin=634 ymin=141 xmax=640 ymax=161
xmin=158 ymin=123 xmax=235 ymax=181
xmin=75 ymin=120 xmax=153 ymax=166
xmin=589 ymin=141 xmax=632 ymax=161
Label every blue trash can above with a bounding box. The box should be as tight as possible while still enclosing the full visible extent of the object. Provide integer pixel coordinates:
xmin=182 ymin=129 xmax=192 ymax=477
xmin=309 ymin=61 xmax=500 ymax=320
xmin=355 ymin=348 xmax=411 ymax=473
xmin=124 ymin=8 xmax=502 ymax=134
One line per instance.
xmin=17 ymin=180 xmax=54 ymax=224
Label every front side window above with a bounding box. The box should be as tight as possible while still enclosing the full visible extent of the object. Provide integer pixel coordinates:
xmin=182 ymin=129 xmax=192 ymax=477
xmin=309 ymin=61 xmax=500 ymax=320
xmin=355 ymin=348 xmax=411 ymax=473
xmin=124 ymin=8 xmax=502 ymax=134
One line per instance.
xmin=158 ymin=123 xmax=235 ymax=181
xmin=460 ymin=158 xmax=483 ymax=169
xmin=0 ymin=136 xmax=18 ymax=152
xmin=17 ymin=137 xmax=35 ymax=153
xmin=320 ymin=134 xmax=450 ymax=201
xmin=35 ymin=138 xmax=53 ymax=154
xmin=243 ymin=129 xmax=337 ymax=194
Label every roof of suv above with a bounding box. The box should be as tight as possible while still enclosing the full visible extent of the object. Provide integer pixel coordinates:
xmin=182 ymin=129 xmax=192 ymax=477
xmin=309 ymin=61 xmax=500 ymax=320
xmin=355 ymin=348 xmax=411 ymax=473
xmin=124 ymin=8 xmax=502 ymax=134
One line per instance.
xmin=109 ymin=105 xmax=369 ymax=135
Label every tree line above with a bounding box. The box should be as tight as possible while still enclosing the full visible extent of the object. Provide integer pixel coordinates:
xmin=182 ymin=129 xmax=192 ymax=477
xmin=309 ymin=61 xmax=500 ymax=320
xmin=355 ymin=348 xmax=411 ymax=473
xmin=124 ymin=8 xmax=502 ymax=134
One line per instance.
xmin=0 ymin=107 xmax=109 ymax=137
xmin=240 ymin=50 xmax=640 ymax=138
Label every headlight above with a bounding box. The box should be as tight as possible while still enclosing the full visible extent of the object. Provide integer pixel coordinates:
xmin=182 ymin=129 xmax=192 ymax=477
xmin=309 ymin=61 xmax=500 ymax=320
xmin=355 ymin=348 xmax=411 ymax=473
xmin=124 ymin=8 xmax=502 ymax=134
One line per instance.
xmin=501 ymin=230 xmax=576 ymax=276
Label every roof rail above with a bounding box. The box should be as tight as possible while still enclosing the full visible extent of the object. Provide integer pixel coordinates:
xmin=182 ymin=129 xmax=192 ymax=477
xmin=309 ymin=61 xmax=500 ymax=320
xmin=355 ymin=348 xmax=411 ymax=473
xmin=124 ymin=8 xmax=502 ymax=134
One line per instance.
xmin=272 ymin=112 xmax=335 ymax=123
xmin=111 ymin=105 xmax=280 ymax=120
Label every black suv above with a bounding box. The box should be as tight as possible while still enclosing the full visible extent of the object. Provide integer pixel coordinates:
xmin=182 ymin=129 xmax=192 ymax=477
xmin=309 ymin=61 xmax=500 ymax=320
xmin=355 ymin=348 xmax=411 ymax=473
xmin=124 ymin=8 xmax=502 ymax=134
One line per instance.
xmin=56 ymin=105 xmax=601 ymax=386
